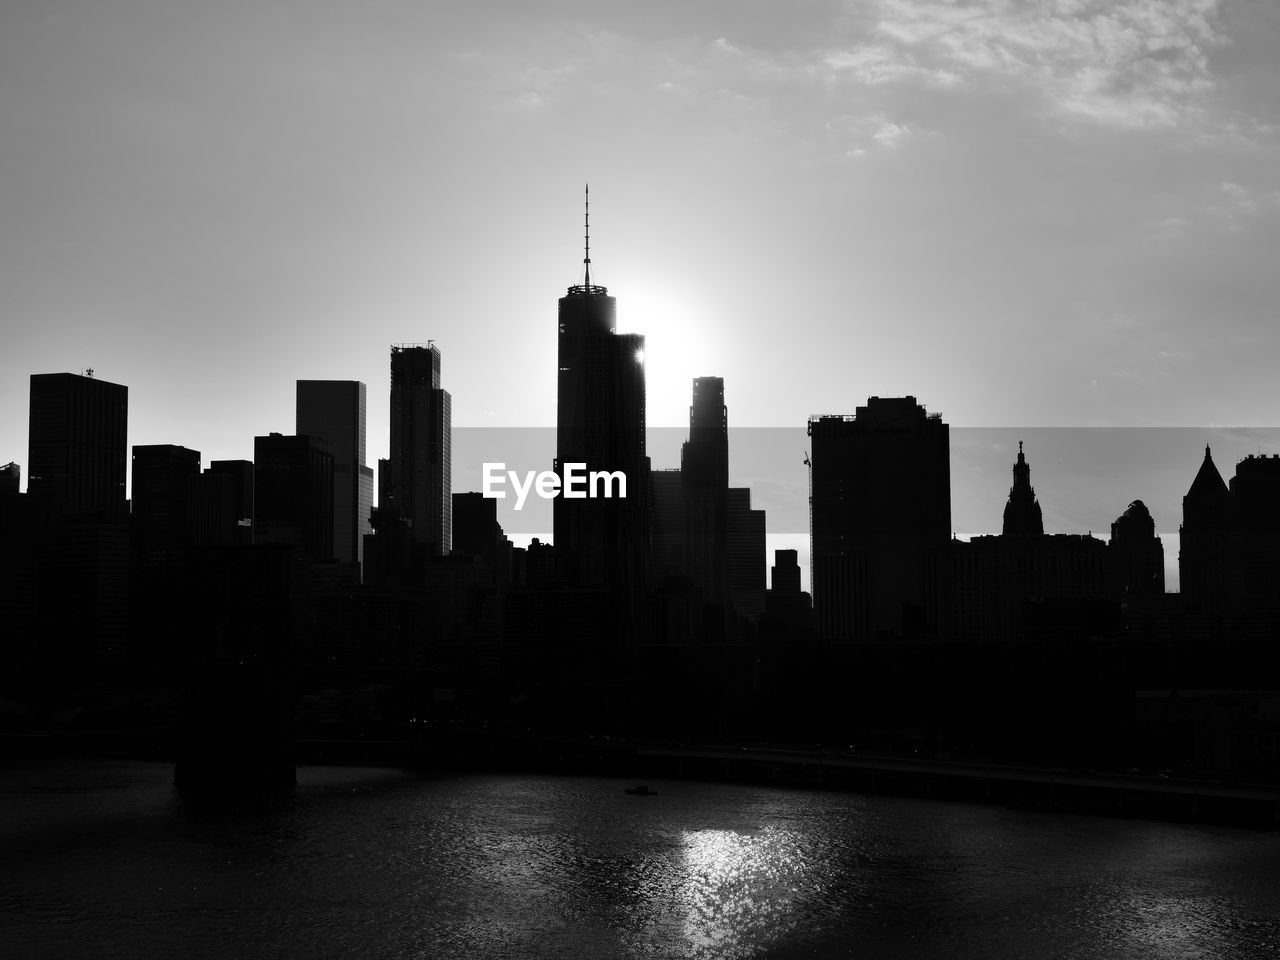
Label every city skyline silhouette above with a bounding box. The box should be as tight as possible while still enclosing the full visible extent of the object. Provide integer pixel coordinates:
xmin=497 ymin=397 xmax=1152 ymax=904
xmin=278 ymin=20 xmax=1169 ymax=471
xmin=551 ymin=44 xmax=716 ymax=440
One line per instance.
xmin=9 ymin=181 xmax=1280 ymax=601
xmin=8 ymin=199 xmax=1280 ymax=692
xmin=5 ymin=4 xmax=1280 ymax=958
xmin=10 ymin=232 xmax=1280 ymax=602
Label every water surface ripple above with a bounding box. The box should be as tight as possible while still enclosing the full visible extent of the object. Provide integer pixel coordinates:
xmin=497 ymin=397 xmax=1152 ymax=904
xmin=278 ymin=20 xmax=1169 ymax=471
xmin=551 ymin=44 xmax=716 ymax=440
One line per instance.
xmin=2 ymin=761 xmax=1278 ymax=959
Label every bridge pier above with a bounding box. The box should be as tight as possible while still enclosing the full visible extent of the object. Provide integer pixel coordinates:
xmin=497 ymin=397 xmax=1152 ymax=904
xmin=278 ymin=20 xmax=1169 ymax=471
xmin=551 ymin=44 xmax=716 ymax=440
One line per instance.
xmin=175 ymin=663 xmax=295 ymax=797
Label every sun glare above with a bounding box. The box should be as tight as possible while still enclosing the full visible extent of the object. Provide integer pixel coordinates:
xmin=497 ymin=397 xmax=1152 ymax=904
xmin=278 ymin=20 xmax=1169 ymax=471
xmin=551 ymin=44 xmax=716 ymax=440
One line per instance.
xmin=619 ymin=283 xmax=714 ymax=425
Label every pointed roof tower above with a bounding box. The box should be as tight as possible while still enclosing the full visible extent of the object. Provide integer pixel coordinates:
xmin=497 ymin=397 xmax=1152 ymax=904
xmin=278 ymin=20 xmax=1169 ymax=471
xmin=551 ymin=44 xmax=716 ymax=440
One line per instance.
xmin=1183 ymin=444 xmax=1232 ymax=530
xmin=1186 ymin=445 xmax=1229 ymax=500
xmin=1002 ymin=441 xmax=1044 ymax=537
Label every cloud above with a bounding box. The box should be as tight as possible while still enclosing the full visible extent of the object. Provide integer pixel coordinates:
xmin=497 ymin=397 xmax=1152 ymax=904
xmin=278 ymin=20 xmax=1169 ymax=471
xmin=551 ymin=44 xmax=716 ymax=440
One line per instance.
xmin=1186 ymin=116 xmax=1278 ymax=150
xmin=872 ymin=118 xmax=911 ymax=146
xmin=822 ymin=0 xmax=1227 ymax=127
xmin=825 ymin=112 xmax=918 ymax=155
xmin=822 ymin=45 xmax=960 ymax=86
xmin=1206 ymin=179 xmax=1262 ymax=226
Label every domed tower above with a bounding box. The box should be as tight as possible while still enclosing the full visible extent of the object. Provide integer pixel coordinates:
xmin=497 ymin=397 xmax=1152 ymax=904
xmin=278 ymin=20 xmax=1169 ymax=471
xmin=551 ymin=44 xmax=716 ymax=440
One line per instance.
xmin=1002 ymin=442 xmax=1044 ymax=537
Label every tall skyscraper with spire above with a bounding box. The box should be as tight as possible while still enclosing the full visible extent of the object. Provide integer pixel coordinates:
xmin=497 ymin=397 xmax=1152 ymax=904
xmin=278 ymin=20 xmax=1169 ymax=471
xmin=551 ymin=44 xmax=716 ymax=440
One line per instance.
xmin=554 ymin=187 xmax=649 ymax=596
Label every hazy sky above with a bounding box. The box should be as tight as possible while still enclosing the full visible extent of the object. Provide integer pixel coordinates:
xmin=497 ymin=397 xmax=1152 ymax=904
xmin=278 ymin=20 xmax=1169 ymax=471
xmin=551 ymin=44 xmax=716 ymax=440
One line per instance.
xmin=3 ymin=0 xmax=1279 ymax=555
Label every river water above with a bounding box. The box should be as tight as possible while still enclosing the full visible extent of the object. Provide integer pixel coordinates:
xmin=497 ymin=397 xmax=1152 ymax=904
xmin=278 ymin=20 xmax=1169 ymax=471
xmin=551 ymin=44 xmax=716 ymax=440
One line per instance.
xmin=2 ymin=760 xmax=1278 ymax=959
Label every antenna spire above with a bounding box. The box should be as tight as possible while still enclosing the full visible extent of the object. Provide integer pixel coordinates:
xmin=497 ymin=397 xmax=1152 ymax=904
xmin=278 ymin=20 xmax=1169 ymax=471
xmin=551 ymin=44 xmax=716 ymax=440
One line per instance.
xmin=583 ymin=183 xmax=591 ymax=286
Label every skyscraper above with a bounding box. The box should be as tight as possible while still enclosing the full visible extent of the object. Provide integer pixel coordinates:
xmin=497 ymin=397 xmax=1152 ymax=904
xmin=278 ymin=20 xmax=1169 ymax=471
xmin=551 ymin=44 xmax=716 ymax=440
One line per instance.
xmin=727 ymin=486 xmax=766 ymax=623
xmin=683 ymin=377 xmax=728 ymax=487
xmin=1227 ymin=453 xmax=1280 ymax=610
xmin=26 ymin=372 xmax=130 ymax=660
xmin=649 ymin=469 xmax=687 ymax=589
xmin=1179 ymin=445 xmax=1233 ymax=611
xmin=647 ymin=378 xmax=764 ymax=640
xmin=28 ymin=372 xmax=128 ymax=522
xmin=297 ymin=380 xmax=374 ymax=567
xmin=188 ymin=461 xmax=253 ymax=547
xmin=0 ymin=462 xmax=19 ymax=496
xmin=388 ymin=344 xmax=451 ymax=558
xmin=253 ymin=433 xmax=334 ymax=562
xmin=1110 ymin=499 xmax=1164 ymax=597
xmin=681 ymin=377 xmax=765 ymax=629
xmin=553 ymin=188 xmax=649 ymax=593
xmin=808 ymin=397 xmax=951 ymax=641
xmin=682 ymin=377 xmax=729 ymax=610
xmin=207 ymin=460 xmax=254 ymax=535
xmin=1179 ymin=447 xmax=1280 ymax=613
xmin=131 ymin=444 xmax=201 ymax=559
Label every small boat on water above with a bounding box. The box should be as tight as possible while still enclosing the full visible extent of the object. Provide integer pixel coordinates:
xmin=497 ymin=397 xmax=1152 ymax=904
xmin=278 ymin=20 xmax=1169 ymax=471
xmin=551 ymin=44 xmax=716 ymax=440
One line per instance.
xmin=625 ymin=785 xmax=658 ymax=796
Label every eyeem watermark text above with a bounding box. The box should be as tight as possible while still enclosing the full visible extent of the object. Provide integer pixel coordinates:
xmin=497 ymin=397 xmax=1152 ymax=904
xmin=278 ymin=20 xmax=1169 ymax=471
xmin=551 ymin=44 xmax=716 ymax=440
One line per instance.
xmin=483 ymin=462 xmax=627 ymax=510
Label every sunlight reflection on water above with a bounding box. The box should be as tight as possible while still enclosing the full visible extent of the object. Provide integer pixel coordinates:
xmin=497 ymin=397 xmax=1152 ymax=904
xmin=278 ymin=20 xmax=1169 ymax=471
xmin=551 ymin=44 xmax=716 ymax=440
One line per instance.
xmin=2 ymin=763 xmax=1280 ymax=960
xmin=678 ymin=826 xmax=812 ymax=958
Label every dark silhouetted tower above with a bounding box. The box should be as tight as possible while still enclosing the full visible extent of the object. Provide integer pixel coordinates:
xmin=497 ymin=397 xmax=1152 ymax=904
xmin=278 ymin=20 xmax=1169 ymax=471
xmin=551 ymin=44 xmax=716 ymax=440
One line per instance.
xmin=1110 ymin=499 xmax=1164 ymax=597
xmin=26 ymin=372 xmax=129 ymax=660
xmin=648 ymin=378 xmax=764 ymax=637
xmin=254 ymin=433 xmax=334 ymax=562
xmin=189 ymin=460 xmax=253 ymax=547
xmin=452 ymin=491 xmax=512 ymax=587
xmin=129 ymin=444 xmax=201 ymax=665
xmin=377 ymin=458 xmax=391 ymax=510
xmin=682 ymin=377 xmax=729 ymax=610
xmin=772 ymin=549 xmax=802 ymax=594
xmin=683 ymin=377 xmax=728 ymax=487
xmin=0 ymin=462 xmax=41 ymax=650
xmin=28 ymin=372 xmax=128 ymax=522
xmin=131 ymin=444 xmax=201 ymax=559
xmin=650 ymin=469 xmax=687 ymax=588
xmin=808 ymin=397 xmax=951 ymax=641
xmin=727 ymin=486 xmax=766 ymax=622
xmin=952 ymin=446 xmax=1114 ymax=642
xmin=297 ymin=380 xmax=374 ymax=567
xmin=388 ymin=345 xmax=451 ymax=558
xmin=761 ymin=548 xmax=815 ymax=639
xmin=207 ymin=460 xmax=254 ymax=537
xmin=1002 ymin=442 xmax=1044 ymax=537
xmin=1228 ymin=454 xmax=1280 ymax=608
xmin=452 ymin=492 xmax=500 ymax=561
xmin=0 ymin=462 xmax=19 ymax=496
xmin=1179 ymin=445 xmax=1233 ymax=610
xmin=1181 ymin=448 xmax=1280 ymax=612
xmin=553 ymin=188 xmax=649 ymax=595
